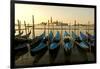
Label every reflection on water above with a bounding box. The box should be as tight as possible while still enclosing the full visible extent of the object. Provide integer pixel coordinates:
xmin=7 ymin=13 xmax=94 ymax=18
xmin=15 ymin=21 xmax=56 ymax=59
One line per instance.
xmin=15 ymin=25 xmax=94 ymax=39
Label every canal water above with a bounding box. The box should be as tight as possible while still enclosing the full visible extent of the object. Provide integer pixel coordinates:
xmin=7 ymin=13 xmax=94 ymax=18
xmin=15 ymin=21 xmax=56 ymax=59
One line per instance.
xmin=15 ymin=25 xmax=94 ymax=38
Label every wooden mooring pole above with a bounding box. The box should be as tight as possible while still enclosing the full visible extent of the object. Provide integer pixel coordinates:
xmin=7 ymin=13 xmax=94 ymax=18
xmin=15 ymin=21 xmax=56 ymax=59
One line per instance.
xmin=74 ymin=20 xmax=76 ymax=34
xmin=88 ymin=21 xmax=91 ymax=53
xmin=28 ymin=23 xmax=30 ymax=33
xmin=61 ymin=22 xmax=62 ymax=37
xmin=17 ymin=20 xmax=21 ymax=34
xmin=47 ymin=20 xmax=50 ymax=45
xmin=78 ymin=22 xmax=79 ymax=36
xmin=24 ymin=21 xmax=27 ymax=35
xmin=69 ymin=23 xmax=70 ymax=35
xmin=48 ymin=20 xmax=49 ymax=37
xmin=50 ymin=17 xmax=53 ymax=34
xmin=32 ymin=15 xmax=35 ymax=38
xmin=88 ymin=21 xmax=90 ymax=35
xmin=44 ymin=23 xmax=46 ymax=36
xmin=61 ymin=22 xmax=63 ymax=45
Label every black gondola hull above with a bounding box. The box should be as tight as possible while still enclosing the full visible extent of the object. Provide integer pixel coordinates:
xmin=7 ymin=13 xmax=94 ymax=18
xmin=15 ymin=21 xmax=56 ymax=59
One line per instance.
xmin=64 ymin=48 xmax=72 ymax=56
xmin=49 ymin=45 xmax=59 ymax=55
xmin=30 ymin=46 xmax=47 ymax=56
xmin=15 ymin=44 xmax=28 ymax=59
xmin=77 ymin=44 xmax=90 ymax=54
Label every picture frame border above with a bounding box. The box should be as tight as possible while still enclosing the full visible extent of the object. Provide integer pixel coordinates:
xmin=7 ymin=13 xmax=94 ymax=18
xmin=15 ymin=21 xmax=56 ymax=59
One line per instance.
xmin=10 ymin=0 xmax=97 ymax=68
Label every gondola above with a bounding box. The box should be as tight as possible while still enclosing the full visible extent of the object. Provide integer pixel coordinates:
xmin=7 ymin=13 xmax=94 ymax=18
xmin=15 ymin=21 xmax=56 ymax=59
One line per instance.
xmin=62 ymin=31 xmax=69 ymax=39
xmin=80 ymin=32 xmax=88 ymax=41
xmin=63 ymin=31 xmax=73 ymax=55
xmin=14 ymin=37 xmax=30 ymax=46
xmin=14 ymin=33 xmax=45 ymax=58
xmin=86 ymin=32 xmax=94 ymax=40
xmin=30 ymin=32 xmax=46 ymax=49
xmin=14 ymin=43 xmax=28 ymax=59
xmin=53 ymin=31 xmax=60 ymax=43
xmin=78 ymin=41 xmax=89 ymax=52
xmin=14 ymin=35 xmax=33 ymax=46
xmin=20 ymin=30 xmax=31 ymax=39
xmin=48 ymin=31 xmax=54 ymax=44
xmin=86 ymin=32 xmax=95 ymax=46
xmin=14 ymin=31 xmax=32 ymax=46
xmin=72 ymin=31 xmax=89 ymax=53
xmin=14 ymin=32 xmax=31 ymax=52
xmin=80 ymin=32 xmax=94 ymax=43
xmin=30 ymin=33 xmax=47 ymax=56
xmin=49 ymin=31 xmax=60 ymax=54
xmin=72 ymin=31 xmax=81 ymax=42
xmin=15 ymin=31 xmax=23 ymax=37
xmin=80 ymin=32 xmax=95 ymax=53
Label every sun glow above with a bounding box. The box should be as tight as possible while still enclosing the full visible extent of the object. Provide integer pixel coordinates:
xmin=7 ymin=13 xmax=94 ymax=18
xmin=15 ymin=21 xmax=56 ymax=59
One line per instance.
xmin=15 ymin=3 xmax=94 ymax=25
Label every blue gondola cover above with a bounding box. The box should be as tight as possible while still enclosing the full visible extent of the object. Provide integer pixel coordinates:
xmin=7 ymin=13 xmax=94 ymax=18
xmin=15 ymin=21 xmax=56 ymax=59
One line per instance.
xmin=64 ymin=41 xmax=72 ymax=49
xmin=72 ymin=31 xmax=79 ymax=40
xmin=63 ymin=31 xmax=69 ymax=40
xmin=55 ymin=31 xmax=60 ymax=41
xmin=50 ymin=43 xmax=58 ymax=49
xmin=49 ymin=31 xmax=53 ymax=42
xmin=31 ymin=42 xmax=46 ymax=52
xmin=79 ymin=42 xmax=89 ymax=48
xmin=80 ymin=32 xmax=88 ymax=40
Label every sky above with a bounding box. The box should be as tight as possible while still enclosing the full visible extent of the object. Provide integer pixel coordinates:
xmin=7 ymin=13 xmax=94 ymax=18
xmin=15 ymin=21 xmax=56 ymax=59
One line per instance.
xmin=15 ymin=3 xmax=94 ymax=25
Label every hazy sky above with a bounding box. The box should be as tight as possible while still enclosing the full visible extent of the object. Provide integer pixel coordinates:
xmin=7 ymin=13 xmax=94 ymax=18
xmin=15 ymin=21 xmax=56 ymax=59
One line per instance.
xmin=15 ymin=3 xmax=94 ymax=24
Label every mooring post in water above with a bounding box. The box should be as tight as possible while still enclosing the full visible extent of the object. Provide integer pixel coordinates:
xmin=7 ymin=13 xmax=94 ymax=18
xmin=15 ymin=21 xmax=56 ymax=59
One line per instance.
xmin=61 ymin=22 xmax=62 ymax=37
xmin=88 ymin=21 xmax=91 ymax=53
xmin=69 ymin=23 xmax=70 ymax=35
xmin=61 ymin=22 xmax=63 ymax=45
xmin=50 ymin=17 xmax=53 ymax=33
xmin=28 ymin=23 xmax=30 ymax=34
xmin=53 ymin=22 xmax=54 ymax=35
xmin=78 ymin=22 xmax=79 ymax=36
xmin=48 ymin=20 xmax=50 ymax=44
xmin=48 ymin=20 xmax=49 ymax=37
xmin=86 ymin=21 xmax=89 ymax=34
xmin=70 ymin=23 xmax=71 ymax=35
xmin=51 ymin=17 xmax=54 ymax=35
xmin=74 ymin=20 xmax=76 ymax=33
xmin=17 ymin=20 xmax=21 ymax=34
xmin=24 ymin=21 xmax=27 ymax=35
xmin=32 ymin=15 xmax=35 ymax=38
xmin=44 ymin=22 xmax=46 ymax=36
xmin=88 ymin=21 xmax=90 ymax=34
